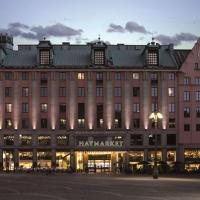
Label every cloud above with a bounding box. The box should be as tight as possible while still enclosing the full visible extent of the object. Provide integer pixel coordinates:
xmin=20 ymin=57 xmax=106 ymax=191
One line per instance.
xmin=156 ymin=33 xmax=199 ymax=46
xmin=107 ymin=24 xmax=125 ymax=33
xmin=0 ymin=22 xmax=83 ymax=40
xmin=125 ymin=21 xmax=151 ymax=34
xmin=107 ymin=21 xmax=151 ymax=34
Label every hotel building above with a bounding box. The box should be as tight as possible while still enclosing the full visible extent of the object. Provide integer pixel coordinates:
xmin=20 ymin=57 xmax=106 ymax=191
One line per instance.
xmin=0 ymin=34 xmax=200 ymax=172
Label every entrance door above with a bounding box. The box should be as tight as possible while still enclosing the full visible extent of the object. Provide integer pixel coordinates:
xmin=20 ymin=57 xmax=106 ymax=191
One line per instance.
xmin=88 ymin=154 xmax=111 ymax=173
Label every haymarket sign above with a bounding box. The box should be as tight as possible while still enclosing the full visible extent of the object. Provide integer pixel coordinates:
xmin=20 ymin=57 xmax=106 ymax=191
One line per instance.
xmin=76 ymin=136 xmax=124 ymax=148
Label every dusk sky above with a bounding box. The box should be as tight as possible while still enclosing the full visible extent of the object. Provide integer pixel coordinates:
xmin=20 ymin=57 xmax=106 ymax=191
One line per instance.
xmin=0 ymin=0 xmax=199 ymax=49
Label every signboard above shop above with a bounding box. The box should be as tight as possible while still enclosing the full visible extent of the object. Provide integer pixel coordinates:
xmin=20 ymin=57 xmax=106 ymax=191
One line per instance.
xmin=76 ymin=136 xmax=124 ymax=148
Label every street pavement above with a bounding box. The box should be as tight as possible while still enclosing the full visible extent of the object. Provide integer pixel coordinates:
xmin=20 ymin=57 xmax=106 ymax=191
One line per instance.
xmin=0 ymin=173 xmax=200 ymax=200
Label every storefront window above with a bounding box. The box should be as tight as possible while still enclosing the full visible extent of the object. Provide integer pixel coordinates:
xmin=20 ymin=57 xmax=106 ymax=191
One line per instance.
xmin=3 ymin=151 xmax=14 ymax=171
xmin=20 ymin=135 xmax=32 ymax=145
xmin=184 ymin=150 xmax=200 ymax=171
xmin=37 ymin=151 xmax=51 ymax=169
xmin=19 ymin=151 xmax=33 ymax=169
xmin=56 ymin=152 xmax=70 ymax=169
xmin=148 ymin=151 xmax=162 ymax=162
xmin=56 ymin=135 xmax=69 ymax=146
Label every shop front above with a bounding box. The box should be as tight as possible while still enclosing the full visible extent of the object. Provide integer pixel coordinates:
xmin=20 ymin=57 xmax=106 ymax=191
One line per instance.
xmin=37 ymin=151 xmax=52 ymax=169
xmin=56 ymin=151 xmax=70 ymax=169
xmin=75 ymin=135 xmax=126 ymax=173
xmin=19 ymin=151 xmax=33 ymax=169
xmin=3 ymin=150 xmax=14 ymax=171
xmin=184 ymin=149 xmax=200 ymax=171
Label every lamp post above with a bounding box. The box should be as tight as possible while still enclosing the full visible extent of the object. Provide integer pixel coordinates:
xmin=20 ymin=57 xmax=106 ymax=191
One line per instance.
xmin=149 ymin=112 xmax=163 ymax=179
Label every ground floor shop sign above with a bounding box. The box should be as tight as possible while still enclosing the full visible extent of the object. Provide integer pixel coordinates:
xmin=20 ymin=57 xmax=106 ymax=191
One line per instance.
xmin=76 ymin=136 xmax=124 ymax=148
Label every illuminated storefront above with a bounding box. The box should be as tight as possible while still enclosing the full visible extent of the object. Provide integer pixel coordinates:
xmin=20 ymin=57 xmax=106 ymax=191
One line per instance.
xmin=3 ymin=151 xmax=14 ymax=171
xmin=56 ymin=152 xmax=70 ymax=169
xmin=37 ymin=151 xmax=52 ymax=169
xmin=19 ymin=151 xmax=33 ymax=169
xmin=184 ymin=150 xmax=200 ymax=171
xmin=129 ymin=151 xmax=144 ymax=170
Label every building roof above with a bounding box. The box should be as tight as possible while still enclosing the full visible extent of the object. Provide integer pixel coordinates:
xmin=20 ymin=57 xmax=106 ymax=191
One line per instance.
xmin=0 ymin=39 xmax=191 ymax=69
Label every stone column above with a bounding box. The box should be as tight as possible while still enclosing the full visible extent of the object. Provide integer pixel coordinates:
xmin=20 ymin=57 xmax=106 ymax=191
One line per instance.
xmin=162 ymin=148 xmax=167 ymax=162
xmin=124 ymin=79 xmax=131 ymax=129
xmin=0 ymin=149 xmax=3 ymax=171
xmin=33 ymin=149 xmax=37 ymax=168
xmin=144 ymin=148 xmax=148 ymax=162
xmin=14 ymin=149 xmax=19 ymax=170
xmin=0 ymin=79 xmax=4 ymax=129
xmin=51 ymin=149 xmax=56 ymax=169
xmin=70 ymin=150 xmax=76 ymax=171
xmin=88 ymin=77 xmax=94 ymax=129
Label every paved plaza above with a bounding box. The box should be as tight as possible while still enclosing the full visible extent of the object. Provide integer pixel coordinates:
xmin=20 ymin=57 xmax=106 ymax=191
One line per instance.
xmin=0 ymin=173 xmax=200 ymax=200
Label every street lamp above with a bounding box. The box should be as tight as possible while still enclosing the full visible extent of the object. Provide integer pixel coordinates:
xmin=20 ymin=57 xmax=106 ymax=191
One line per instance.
xmin=149 ymin=112 xmax=163 ymax=179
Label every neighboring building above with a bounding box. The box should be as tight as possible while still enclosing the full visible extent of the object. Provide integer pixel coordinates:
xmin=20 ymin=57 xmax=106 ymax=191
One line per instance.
xmin=0 ymin=33 xmax=199 ymax=172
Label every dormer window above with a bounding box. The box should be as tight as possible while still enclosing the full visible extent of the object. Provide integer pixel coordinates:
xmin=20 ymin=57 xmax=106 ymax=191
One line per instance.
xmin=40 ymin=50 xmax=50 ymax=65
xmin=148 ymin=50 xmax=158 ymax=65
xmin=94 ymin=50 xmax=105 ymax=65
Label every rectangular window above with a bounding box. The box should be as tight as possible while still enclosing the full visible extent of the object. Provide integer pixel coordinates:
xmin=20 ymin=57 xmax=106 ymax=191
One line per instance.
xmin=57 ymin=135 xmax=68 ymax=146
xmin=59 ymin=87 xmax=66 ymax=97
xmin=78 ymin=103 xmax=85 ymax=119
xmin=152 ymin=103 xmax=158 ymax=112
xmin=133 ymin=73 xmax=139 ymax=79
xmin=96 ymin=72 xmax=103 ymax=85
xmin=5 ymin=87 xmax=12 ymax=97
xmin=5 ymin=119 xmax=12 ymax=129
xmin=184 ymin=107 xmax=190 ymax=118
xmin=184 ymin=77 xmax=190 ymax=85
xmin=168 ymin=87 xmax=175 ymax=97
xmin=184 ymin=91 xmax=190 ymax=101
xmin=115 ymin=87 xmax=121 ymax=97
xmin=151 ymin=73 xmax=158 ymax=80
xmin=148 ymin=50 xmax=158 ymax=65
xmin=195 ymin=62 xmax=199 ymax=70
xmin=5 ymin=72 xmax=12 ymax=80
xmin=22 ymin=72 xmax=29 ymax=80
xmin=94 ymin=50 xmax=105 ymax=65
xmin=196 ymin=107 xmax=200 ymax=118
xmin=41 ymin=118 xmax=48 ymax=129
xmin=169 ymin=103 xmax=175 ymax=113
xmin=115 ymin=72 xmax=121 ymax=80
xmin=20 ymin=135 xmax=32 ymax=145
xmin=96 ymin=104 xmax=103 ymax=128
xmin=40 ymin=87 xmax=48 ymax=97
xmin=41 ymin=103 xmax=48 ymax=112
xmin=38 ymin=135 xmax=51 ymax=145
xmin=40 ymin=50 xmax=50 ymax=65
xmin=184 ymin=124 xmax=190 ymax=132
xmin=168 ymin=73 xmax=175 ymax=80
xmin=40 ymin=72 xmax=48 ymax=85
xmin=133 ymin=119 xmax=140 ymax=128
xmin=59 ymin=72 xmax=66 ymax=80
xmin=22 ymin=103 xmax=29 ymax=113
xmin=96 ymin=87 xmax=103 ymax=97
xmin=4 ymin=135 xmax=14 ymax=145
xmin=77 ymin=72 xmax=85 ymax=80
xmin=114 ymin=103 xmax=122 ymax=128
xmin=78 ymin=119 xmax=85 ymax=128
xmin=196 ymin=91 xmax=200 ymax=101
xmin=78 ymin=87 xmax=85 ymax=97
xmin=151 ymin=87 xmax=158 ymax=97
xmin=196 ymin=124 xmax=200 ymax=131
xmin=22 ymin=118 xmax=29 ymax=129
xmin=5 ymin=103 xmax=12 ymax=113
xmin=22 ymin=87 xmax=29 ymax=97
xmin=133 ymin=87 xmax=140 ymax=97
xmin=59 ymin=104 xmax=66 ymax=113
xmin=133 ymin=103 xmax=140 ymax=112
xmin=59 ymin=119 xmax=66 ymax=129
xmin=169 ymin=118 xmax=176 ymax=128
xmin=149 ymin=134 xmax=161 ymax=145
xmin=195 ymin=77 xmax=200 ymax=85
xmin=130 ymin=134 xmax=143 ymax=145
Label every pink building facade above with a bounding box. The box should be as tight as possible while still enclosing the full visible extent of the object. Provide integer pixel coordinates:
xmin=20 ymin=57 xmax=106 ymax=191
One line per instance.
xmin=0 ymin=34 xmax=199 ymax=173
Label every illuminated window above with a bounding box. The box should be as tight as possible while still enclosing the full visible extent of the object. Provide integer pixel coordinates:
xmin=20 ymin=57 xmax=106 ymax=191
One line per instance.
xmin=41 ymin=103 xmax=48 ymax=112
xmin=169 ymin=118 xmax=175 ymax=128
xmin=4 ymin=135 xmax=14 ymax=145
xmin=20 ymin=135 xmax=32 ymax=145
xmin=57 ymin=135 xmax=68 ymax=146
xmin=133 ymin=73 xmax=139 ymax=79
xmin=94 ymin=50 xmax=105 ymax=65
xmin=78 ymin=119 xmax=85 ymax=128
xmin=5 ymin=119 xmax=12 ymax=129
xmin=168 ymin=87 xmax=175 ymax=96
xmin=38 ymin=135 xmax=51 ymax=145
xmin=77 ymin=72 xmax=84 ymax=80
xmin=22 ymin=87 xmax=29 ymax=97
xmin=148 ymin=50 xmax=158 ymax=65
xmin=40 ymin=50 xmax=50 ymax=65
xmin=5 ymin=103 xmax=12 ymax=113
xmin=59 ymin=119 xmax=66 ymax=129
